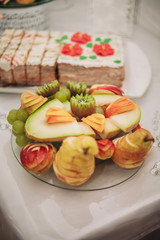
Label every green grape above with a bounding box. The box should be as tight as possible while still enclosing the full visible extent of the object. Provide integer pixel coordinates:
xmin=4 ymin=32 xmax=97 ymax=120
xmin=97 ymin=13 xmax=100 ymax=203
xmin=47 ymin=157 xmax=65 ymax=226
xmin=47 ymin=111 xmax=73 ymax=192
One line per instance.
xmin=7 ymin=109 xmax=18 ymax=125
xmin=60 ymin=87 xmax=71 ymax=100
xmin=16 ymin=108 xmax=29 ymax=122
xmin=12 ymin=120 xmax=25 ymax=134
xmin=54 ymin=91 xmax=68 ymax=103
xmin=12 ymin=129 xmax=21 ymax=136
xmin=16 ymin=134 xmax=31 ymax=147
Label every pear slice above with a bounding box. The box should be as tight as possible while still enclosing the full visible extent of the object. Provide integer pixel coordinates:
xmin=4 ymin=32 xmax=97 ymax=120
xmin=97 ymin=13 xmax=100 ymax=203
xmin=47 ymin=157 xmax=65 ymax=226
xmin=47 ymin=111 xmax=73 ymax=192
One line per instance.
xmin=78 ymin=122 xmax=96 ymax=138
xmin=93 ymin=94 xmax=122 ymax=107
xmin=110 ymin=106 xmax=141 ymax=133
xmin=25 ymin=99 xmax=83 ymax=142
xmin=98 ymin=118 xmax=122 ymax=139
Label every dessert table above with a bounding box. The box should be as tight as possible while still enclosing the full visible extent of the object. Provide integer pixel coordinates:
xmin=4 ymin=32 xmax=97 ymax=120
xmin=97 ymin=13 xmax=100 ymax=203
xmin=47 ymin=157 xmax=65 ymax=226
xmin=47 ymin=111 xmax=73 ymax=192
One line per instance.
xmin=0 ymin=3 xmax=160 ymax=240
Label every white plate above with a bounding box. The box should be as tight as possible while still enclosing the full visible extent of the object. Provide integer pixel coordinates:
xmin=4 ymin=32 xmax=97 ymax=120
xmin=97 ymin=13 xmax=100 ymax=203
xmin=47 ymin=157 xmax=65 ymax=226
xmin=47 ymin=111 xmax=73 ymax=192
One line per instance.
xmin=121 ymin=40 xmax=151 ymax=98
xmin=0 ymin=41 xmax=151 ymax=98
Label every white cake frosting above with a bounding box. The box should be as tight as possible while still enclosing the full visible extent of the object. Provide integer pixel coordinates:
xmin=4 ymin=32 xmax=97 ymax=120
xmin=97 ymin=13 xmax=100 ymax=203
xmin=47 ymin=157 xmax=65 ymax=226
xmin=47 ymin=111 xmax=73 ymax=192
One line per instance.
xmin=0 ymin=30 xmax=125 ymax=72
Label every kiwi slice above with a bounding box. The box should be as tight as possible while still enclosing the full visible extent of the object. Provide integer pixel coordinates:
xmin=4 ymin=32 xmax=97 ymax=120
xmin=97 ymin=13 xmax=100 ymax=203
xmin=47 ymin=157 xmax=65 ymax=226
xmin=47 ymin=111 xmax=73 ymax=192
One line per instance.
xmin=70 ymin=93 xmax=95 ymax=118
xmin=36 ymin=80 xmax=60 ymax=97
xmin=67 ymin=80 xmax=87 ymax=96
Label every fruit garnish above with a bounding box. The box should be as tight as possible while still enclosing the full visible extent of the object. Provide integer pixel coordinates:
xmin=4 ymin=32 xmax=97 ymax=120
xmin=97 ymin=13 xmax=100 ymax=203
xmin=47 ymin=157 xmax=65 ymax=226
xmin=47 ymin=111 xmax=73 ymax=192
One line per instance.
xmin=67 ymin=80 xmax=87 ymax=96
xmin=112 ymin=129 xmax=154 ymax=169
xmin=16 ymin=108 xmax=29 ymax=122
xmin=46 ymin=107 xmax=76 ymax=123
xmin=60 ymin=86 xmax=71 ymax=100
xmin=70 ymin=93 xmax=95 ymax=118
xmin=105 ymin=96 xmax=137 ymax=118
xmin=82 ymin=113 xmax=105 ymax=133
xmin=7 ymin=109 xmax=18 ymax=125
xmin=96 ymin=139 xmax=115 ymax=160
xmin=20 ymin=142 xmax=56 ymax=174
xmin=21 ymin=91 xmax=48 ymax=114
xmin=53 ymin=136 xmax=98 ymax=186
xmin=89 ymin=84 xmax=124 ymax=95
xmin=36 ymin=80 xmax=60 ymax=97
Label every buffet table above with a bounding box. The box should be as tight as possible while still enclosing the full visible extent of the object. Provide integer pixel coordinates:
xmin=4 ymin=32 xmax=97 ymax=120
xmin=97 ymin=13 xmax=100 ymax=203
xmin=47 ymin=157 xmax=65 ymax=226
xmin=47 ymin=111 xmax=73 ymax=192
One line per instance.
xmin=0 ymin=12 xmax=160 ymax=240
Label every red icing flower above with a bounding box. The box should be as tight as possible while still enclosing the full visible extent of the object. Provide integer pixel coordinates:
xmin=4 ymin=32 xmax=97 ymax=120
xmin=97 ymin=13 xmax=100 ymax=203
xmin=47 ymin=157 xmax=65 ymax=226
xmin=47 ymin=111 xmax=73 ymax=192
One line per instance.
xmin=93 ymin=43 xmax=114 ymax=56
xmin=61 ymin=43 xmax=83 ymax=57
xmin=71 ymin=32 xmax=91 ymax=44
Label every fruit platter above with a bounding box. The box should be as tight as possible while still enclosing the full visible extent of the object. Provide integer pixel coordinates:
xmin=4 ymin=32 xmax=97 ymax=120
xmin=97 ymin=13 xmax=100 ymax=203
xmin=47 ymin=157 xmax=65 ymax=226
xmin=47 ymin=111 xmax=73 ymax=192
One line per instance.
xmin=8 ymin=80 xmax=154 ymax=191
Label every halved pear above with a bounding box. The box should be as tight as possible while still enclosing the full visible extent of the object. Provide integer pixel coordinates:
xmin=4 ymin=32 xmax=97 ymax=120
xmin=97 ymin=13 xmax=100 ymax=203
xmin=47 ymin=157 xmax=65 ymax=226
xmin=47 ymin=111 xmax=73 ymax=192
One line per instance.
xmin=25 ymin=99 xmax=84 ymax=142
xmin=110 ymin=105 xmax=141 ymax=133
xmin=98 ymin=118 xmax=122 ymax=139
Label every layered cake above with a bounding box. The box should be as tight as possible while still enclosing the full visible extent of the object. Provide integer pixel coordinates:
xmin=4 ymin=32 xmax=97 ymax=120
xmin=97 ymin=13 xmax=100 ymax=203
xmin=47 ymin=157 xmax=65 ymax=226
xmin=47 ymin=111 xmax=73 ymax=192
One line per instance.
xmin=0 ymin=30 xmax=125 ymax=87
xmin=57 ymin=32 xmax=125 ymax=87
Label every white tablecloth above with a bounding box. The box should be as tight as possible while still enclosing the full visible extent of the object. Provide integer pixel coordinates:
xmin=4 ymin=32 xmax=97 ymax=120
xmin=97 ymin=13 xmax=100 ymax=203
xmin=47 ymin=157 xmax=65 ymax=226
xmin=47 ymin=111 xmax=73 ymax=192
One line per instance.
xmin=0 ymin=14 xmax=160 ymax=240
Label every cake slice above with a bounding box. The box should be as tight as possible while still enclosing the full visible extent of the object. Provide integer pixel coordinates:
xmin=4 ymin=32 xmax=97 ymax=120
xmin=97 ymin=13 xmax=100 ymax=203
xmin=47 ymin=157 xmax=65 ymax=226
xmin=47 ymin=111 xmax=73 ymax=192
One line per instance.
xmin=41 ymin=53 xmax=58 ymax=84
xmin=57 ymin=32 xmax=125 ymax=87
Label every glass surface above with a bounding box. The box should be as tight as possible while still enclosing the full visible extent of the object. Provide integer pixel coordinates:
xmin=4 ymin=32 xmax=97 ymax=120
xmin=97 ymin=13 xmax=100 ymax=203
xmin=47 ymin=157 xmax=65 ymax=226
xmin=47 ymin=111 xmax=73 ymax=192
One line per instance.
xmin=11 ymin=134 xmax=142 ymax=191
xmin=0 ymin=0 xmax=54 ymax=8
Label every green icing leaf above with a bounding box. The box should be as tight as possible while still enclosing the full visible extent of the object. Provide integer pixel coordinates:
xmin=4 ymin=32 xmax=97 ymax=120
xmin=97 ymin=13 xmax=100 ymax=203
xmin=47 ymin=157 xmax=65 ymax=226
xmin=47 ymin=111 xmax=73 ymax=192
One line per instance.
xmin=114 ymin=60 xmax=121 ymax=64
xmin=86 ymin=42 xmax=93 ymax=48
xmin=95 ymin=37 xmax=101 ymax=42
xmin=56 ymin=39 xmax=61 ymax=43
xmin=80 ymin=56 xmax=87 ymax=60
xmin=61 ymin=35 xmax=68 ymax=40
xmin=89 ymin=55 xmax=97 ymax=59
xmin=104 ymin=38 xmax=112 ymax=43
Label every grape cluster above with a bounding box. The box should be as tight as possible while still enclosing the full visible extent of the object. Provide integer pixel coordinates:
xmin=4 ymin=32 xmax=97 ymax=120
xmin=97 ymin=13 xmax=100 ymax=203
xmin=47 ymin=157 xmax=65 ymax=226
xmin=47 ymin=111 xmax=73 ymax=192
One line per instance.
xmin=48 ymin=87 xmax=71 ymax=102
xmin=7 ymin=108 xmax=31 ymax=147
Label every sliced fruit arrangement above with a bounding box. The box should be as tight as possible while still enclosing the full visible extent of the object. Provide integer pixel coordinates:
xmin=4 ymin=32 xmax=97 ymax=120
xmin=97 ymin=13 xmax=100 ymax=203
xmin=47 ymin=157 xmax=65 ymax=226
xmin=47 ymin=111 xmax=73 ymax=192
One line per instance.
xmin=36 ymin=80 xmax=60 ymax=97
xmin=96 ymin=139 xmax=115 ymax=160
xmin=70 ymin=93 xmax=95 ymax=118
xmin=67 ymin=80 xmax=87 ymax=96
xmin=7 ymin=81 xmax=154 ymax=186
xmin=82 ymin=113 xmax=105 ymax=133
xmin=20 ymin=143 xmax=56 ymax=174
xmin=46 ymin=107 xmax=76 ymax=123
xmin=21 ymin=91 xmax=48 ymax=114
xmin=89 ymin=84 xmax=124 ymax=95
xmin=112 ymin=128 xmax=154 ymax=168
xmin=53 ymin=136 xmax=98 ymax=186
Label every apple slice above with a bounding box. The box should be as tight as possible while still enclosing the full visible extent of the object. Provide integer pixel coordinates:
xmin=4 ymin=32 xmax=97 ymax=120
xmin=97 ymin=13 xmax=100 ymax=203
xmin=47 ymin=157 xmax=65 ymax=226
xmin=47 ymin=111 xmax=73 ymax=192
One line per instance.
xmin=21 ymin=91 xmax=39 ymax=104
xmin=96 ymin=139 xmax=115 ymax=160
xmin=21 ymin=96 xmax=44 ymax=109
xmin=98 ymin=118 xmax=121 ymax=139
xmin=105 ymin=97 xmax=137 ymax=118
xmin=82 ymin=113 xmax=105 ymax=133
xmin=93 ymin=94 xmax=122 ymax=108
xmin=25 ymin=97 xmax=48 ymax=115
xmin=46 ymin=107 xmax=76 ymax=123
xmin=89 ymin=84 xmax=124 ymax=95
xmin=110 ymin=105 xmax=141 ymax=133
xmin=20 ymin=142 xmax=56 ymax=174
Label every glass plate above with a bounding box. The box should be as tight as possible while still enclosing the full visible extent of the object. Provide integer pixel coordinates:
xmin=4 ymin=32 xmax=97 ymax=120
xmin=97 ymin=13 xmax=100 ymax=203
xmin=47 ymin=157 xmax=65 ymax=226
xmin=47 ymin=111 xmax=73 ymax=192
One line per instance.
xmin=11 ymin=134 xmax=142 ymax=191
xmin=0 ymin=0 xmax=54 ymax=8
